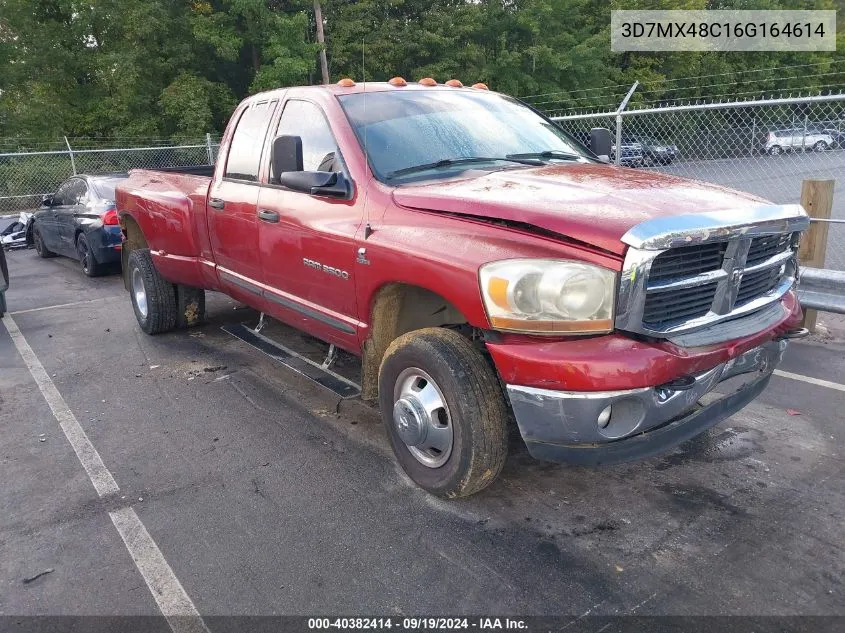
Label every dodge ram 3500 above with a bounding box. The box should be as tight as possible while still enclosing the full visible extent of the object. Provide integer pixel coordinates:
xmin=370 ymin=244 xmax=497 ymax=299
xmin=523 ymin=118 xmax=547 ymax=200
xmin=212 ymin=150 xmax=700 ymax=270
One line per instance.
xmin=116 ymin=78 xmax=809 ymax=498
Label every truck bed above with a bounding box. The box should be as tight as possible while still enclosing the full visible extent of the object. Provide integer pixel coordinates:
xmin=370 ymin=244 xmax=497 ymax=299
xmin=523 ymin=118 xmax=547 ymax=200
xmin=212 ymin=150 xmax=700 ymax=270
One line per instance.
xmin=145 ymin=165 xmax=215 ymax=177
xmin=116 ymin=168 xmax=215 ymax=289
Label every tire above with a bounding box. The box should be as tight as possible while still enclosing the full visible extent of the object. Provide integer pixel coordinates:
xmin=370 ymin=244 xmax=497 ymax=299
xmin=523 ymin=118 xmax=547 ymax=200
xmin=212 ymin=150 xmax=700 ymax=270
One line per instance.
xmin=33 ymin=225 xmax=56 ymax=258
xmin=813 ymin=141 xmax=829 ymax=152
xmin=378 ymin=327 xmax=508 ymax=498
xmin=175 ymin=284 xmax=206 ymax=328
xmin=768 ymin=145 xmax=782 ymax=156
xmin=127 ymin=248 xmax=177 ymax=335
xmin=76 ymin=233 xmax=104 ymax=277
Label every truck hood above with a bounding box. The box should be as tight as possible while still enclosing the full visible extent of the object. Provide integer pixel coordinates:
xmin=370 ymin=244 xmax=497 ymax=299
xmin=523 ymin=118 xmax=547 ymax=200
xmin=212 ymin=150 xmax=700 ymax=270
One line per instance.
xmin=391 ymin=164 xmax=768 ymax=256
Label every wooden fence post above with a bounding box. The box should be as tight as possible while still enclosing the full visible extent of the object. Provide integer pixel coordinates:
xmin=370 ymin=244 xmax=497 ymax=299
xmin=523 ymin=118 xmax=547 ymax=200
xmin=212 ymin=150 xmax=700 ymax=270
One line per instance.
xmin=798 ymin=179 xmax=835 ymax=332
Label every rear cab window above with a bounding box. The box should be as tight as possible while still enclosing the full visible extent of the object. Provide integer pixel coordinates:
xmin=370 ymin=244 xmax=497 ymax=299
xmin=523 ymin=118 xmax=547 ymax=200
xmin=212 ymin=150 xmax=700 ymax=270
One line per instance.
xmin=224 ymin=100 xmax=278 ymax=182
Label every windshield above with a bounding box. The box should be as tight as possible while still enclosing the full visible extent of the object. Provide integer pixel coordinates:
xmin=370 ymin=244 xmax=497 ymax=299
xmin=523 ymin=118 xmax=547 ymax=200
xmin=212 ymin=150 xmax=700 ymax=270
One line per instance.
xmin=338 ymin=89 xmax=592 ymax=182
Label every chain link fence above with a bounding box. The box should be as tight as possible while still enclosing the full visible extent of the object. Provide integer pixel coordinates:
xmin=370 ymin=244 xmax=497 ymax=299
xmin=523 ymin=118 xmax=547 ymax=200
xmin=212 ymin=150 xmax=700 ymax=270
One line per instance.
xmin=0 ymin=136 xmax=221 ymax=215
xmin=550 ymin=93 xmax=845 ymax=271
xmin=4 ymin=93 xmax=843 ymax=269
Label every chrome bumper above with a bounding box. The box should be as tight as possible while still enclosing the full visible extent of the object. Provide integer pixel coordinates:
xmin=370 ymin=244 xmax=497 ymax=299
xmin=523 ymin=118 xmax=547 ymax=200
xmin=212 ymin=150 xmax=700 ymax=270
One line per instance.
xmin=506 ymin=339 xmax=788 ymax=465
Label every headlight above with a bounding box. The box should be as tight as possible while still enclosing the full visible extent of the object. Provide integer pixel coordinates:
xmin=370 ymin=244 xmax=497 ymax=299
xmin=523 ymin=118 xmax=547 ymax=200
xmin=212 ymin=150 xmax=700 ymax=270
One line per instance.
xmin=479 ymin=259 xmax=616 ymax=334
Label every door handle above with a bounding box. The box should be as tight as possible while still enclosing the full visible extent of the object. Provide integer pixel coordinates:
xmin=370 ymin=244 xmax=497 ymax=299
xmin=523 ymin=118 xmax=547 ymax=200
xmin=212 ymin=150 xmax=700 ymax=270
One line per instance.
xmin=257 ymin=209 xmax=280 ymax=223
xmin=209 ymin=198 xmax=225 ymax=210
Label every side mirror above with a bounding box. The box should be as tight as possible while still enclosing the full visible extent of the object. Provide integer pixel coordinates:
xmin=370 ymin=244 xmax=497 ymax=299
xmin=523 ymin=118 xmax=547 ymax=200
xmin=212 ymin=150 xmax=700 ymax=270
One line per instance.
xmin=41 ymin=194 xmax=54 ymax=207
xmin=278 ymin=170 xmax=347 ymax=197
xmin=589 ymin=128 xmax=612 ymax=161
xmin=270 ymin=135 xmax=303 ymax=183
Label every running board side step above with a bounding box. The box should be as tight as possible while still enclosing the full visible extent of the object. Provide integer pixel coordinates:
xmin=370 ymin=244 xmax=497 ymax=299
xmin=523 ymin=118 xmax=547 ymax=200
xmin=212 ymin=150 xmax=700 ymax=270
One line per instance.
xmin=222 ymin=323 xmax=361 ymax=399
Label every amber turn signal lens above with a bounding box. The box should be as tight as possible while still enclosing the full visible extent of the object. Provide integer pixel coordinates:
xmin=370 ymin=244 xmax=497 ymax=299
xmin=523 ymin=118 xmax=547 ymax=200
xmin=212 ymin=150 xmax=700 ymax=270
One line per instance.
xmin=487 ymin=277 xmax=510 ymax=309
xmin=445 ymin=79 xmax=463 ymax=87
xmin=489 ymin=317 xmax=613 ymax=334
xmin=389 ymin=77 xmax=407 ymax=86
xmin=418 ymin=77 xmax=437 ymax=86
xmin=472 ymin=82 xmax=489 ymax=90
xmin=337 ymin=78 xmax=356 ymax=87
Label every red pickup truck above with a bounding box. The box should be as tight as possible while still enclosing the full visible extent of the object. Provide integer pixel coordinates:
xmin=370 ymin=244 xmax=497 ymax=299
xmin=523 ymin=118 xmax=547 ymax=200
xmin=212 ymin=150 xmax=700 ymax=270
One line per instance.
xmin=116 ymin=79 xmax=809 ymax=498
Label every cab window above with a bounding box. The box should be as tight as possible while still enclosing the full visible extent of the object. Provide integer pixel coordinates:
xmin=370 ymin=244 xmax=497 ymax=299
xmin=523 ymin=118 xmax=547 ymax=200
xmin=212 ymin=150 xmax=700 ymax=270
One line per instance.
xmin=274 ymin=100 xmax=343 ymax=178
xmin=225 ymin=100 xmax=277 ymax=182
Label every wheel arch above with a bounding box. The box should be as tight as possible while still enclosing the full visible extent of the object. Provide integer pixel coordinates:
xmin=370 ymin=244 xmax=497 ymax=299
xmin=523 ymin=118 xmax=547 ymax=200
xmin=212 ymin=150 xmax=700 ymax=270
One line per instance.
xmin=119 ymin=214 xmax=148 ymax=290
xmin=361 ymin=282 xmax=473 ymax=401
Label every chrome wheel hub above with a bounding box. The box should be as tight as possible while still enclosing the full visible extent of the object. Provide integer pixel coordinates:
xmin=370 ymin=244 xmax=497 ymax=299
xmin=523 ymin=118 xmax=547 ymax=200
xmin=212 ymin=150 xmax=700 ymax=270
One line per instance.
xmin=132 ymin=268 xmax=148 ymax=319
xmin=392 ymin=368 xmax=453 ymax=468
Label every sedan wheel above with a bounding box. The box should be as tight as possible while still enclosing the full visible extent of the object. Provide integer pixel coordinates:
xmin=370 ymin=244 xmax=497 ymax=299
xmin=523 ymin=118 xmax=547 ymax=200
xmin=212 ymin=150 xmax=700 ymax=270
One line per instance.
xmin=76 ymin=233 xmax=103 ymax=277
xmin=33 ymin=226 xmax=56 ymax=258
xmin=813 ymin=141 xmax=829 ymax=152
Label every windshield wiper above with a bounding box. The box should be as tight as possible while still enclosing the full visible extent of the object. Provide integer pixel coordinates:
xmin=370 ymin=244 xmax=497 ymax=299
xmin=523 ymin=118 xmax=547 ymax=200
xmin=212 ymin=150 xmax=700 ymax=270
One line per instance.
xmin=385 ymin=156 xmax=543 ymax=179
xmin=506 ymin=150 xmax=582 ymax=161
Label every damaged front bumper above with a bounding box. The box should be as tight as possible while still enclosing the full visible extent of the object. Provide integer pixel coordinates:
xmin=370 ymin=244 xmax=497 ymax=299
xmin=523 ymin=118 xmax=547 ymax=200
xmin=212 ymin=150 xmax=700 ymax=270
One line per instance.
xmin=506 ymin=338 xmax=788 ymax=466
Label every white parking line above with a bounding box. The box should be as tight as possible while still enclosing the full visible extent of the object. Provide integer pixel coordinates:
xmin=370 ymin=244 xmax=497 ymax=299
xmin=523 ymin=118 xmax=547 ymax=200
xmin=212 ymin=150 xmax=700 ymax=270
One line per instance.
xmin=110 ymin=507 xmax=211 ymax=633
xmin=774 ymin=369 xmax=845 ymax=393
xmin=2 ymin=313 xmax=209 ymax=633
xmin=2 ymin=313 xmax=119 ymax=496
xmin=10 ymin=296 xmax=115 ymax=315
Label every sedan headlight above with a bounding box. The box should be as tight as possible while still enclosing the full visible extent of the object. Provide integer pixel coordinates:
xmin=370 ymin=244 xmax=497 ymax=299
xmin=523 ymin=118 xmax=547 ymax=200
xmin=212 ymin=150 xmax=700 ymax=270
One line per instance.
xmin=479 ymin=259 xmax=616 ymax=334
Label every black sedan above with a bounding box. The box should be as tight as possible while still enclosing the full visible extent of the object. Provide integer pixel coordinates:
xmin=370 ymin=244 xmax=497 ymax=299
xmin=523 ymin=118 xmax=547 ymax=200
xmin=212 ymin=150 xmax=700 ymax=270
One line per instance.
xmin=29 ymin=174 xmax=127 ymax=276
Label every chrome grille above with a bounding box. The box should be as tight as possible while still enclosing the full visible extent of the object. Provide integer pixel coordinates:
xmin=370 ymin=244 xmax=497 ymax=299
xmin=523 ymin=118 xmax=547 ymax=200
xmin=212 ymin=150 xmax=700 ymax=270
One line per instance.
xmin=746 ymin=234 xmax=792 ymax=267
xmin=640 ymin=233 xmax=796 ymax=330
xmin=643 ymin=281 xmax=719 ymax=327
xmin=648 ymin=242 xmax=727 ymax=282
xmin=641 ymin=234 xmax=796 ymax=328
xmin=615 ymin=205 xmax=809 ymax=344
xmin=736 ymin=266 xmax=781 ymax=305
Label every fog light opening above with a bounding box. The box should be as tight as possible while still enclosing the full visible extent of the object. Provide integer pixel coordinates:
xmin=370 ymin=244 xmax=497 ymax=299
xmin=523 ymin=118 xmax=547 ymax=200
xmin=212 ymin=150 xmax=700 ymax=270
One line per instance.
xmin=597 ymin=405 xmax=612 ymax=429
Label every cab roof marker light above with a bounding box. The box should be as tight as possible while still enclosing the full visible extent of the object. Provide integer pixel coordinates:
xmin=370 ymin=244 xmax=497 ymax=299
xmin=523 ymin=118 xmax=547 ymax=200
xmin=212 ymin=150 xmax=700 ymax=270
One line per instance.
xmin=389 ymin=77 xmax=408 ymax=86
xmin=445 ymin=79 xmax=463 ymax=87
xmin=418 ymin=77 xmax=437 ymax=86
xmin=337 ymin=78 xmax=356 ymax=87
xmin=472 ymin=82 xmax=489 ymax=90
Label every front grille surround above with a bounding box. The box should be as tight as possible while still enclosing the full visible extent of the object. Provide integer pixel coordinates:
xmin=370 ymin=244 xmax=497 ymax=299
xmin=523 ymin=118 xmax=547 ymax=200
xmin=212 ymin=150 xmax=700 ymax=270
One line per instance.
xmin=615 ymin=205 xmax=809 ymax=342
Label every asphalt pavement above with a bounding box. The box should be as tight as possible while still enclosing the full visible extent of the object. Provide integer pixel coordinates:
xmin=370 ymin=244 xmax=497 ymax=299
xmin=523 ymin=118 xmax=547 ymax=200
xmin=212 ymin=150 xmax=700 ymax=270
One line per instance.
xmin=1 ymin=250 xmax=844 ymax=628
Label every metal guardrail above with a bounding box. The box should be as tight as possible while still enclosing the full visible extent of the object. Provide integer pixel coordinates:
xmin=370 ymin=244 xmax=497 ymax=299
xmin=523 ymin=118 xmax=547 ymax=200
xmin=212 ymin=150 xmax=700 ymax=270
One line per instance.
xmin=798 ymin=267 xmax=845 ymax=314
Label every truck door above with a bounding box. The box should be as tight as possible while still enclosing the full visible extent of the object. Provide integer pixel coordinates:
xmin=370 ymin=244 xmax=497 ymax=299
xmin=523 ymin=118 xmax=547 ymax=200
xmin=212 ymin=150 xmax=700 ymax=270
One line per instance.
xmin=255 ymin=99 xmax=362 ymax=350
xmin=208 ymin=99 xmax=278 ymax=287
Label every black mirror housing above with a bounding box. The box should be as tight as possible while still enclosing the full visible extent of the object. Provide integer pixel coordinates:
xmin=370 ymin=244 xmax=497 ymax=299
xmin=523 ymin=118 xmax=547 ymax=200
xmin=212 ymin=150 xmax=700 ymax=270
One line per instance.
xmin=271 ymin=135 xmax=303 ymax=183
xmin=589 ymin=128 xmax=612 ymax=161
xmin=41 ymin=194 xmax=54 ymax=207
xmin=278 ymin=171 xmax=342 ymax=195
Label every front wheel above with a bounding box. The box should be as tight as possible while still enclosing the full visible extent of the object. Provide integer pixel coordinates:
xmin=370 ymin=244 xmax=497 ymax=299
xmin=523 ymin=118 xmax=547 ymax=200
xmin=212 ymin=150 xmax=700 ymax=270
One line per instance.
xmin=127 ymin=248 xmax=177 ymax=334
xmin=768 ymin=145 xmax=782 ymax=156
xmin=378 ymin=327 xmax=509 ymax=498
xmin=813 ymin=141 xmax=829 ymax=152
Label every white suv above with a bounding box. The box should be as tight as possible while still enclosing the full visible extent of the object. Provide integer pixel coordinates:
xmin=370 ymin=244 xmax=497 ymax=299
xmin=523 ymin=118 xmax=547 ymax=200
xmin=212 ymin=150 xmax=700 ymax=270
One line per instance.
xmin=764 ymin=128 xmax=834 ymax=155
